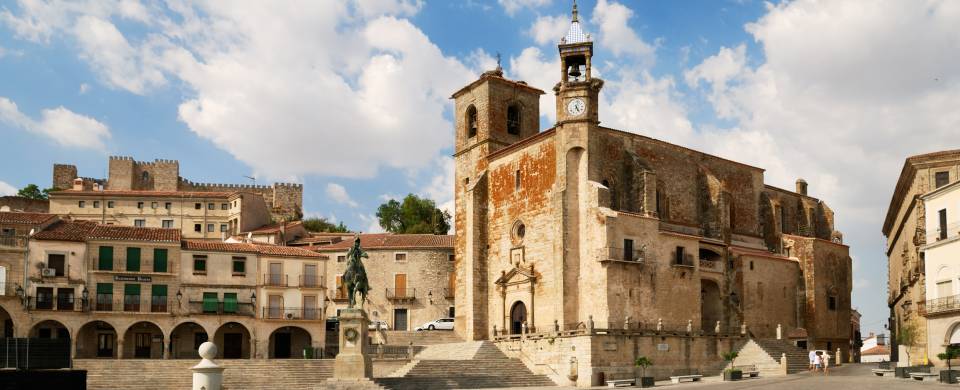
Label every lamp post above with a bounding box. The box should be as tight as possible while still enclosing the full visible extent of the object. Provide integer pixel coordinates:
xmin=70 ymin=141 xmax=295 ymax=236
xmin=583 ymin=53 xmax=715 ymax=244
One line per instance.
xmin=427 ymin=290 xmax=433 ymax=305
xmin=176 ymin=289 xmax=183 ymax=308
xmin=82 ymin=286 xmax=89 ymax=311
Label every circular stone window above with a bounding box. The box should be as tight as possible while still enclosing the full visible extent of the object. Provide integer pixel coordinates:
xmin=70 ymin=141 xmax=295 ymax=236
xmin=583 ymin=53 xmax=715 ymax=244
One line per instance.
xmin=511 ymin=221 xmax=526 ymax=243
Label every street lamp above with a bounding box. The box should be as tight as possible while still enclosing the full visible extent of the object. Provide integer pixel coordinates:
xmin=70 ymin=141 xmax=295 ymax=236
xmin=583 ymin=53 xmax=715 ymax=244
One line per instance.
xmin=176 ymin=289 xmax=183 ymax=307
xmin=250 ymin=291 xmax=256 ymax=305
xmin=82 ymin=286 xmax=89 ymax=311
xmin=427 ymin=290 xmax=433 ymax=305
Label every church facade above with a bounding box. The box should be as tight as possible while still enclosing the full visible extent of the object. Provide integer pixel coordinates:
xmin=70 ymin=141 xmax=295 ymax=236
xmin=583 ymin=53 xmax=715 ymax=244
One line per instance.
xmin=453 ymin=4 xmax=852 ymax=384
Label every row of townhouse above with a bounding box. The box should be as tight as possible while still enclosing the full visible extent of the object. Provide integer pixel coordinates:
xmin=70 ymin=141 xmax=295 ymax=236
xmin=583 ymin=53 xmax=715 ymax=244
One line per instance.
xmin=0 ymin=212 xmax=327 ymax=360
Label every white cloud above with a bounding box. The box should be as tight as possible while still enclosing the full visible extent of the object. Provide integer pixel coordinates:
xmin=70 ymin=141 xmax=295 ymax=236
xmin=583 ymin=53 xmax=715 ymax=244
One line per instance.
xmin=0 ymin=180 xmax=17 ymax=196
xmin=326 ymin=183 xmax=359 ymax=208
xmin=509 ymin=47 xmax=559 ymax=123
xmin=528 ymin=14 xmax=568 ymax=46
xmin=0 ymin=96 xmax=110 ymax=150
xmin=79 ymin=83 xmax=90 ymax=94
xmin=357 ymin=213 xmax=385 ymax=234
xmin=2 ymin=0 xmax=488 ymax=179
xmin=590 ymin=0 xmax=655 ymax=62
xmin=498 ymin=0 xmax=552 ymax=16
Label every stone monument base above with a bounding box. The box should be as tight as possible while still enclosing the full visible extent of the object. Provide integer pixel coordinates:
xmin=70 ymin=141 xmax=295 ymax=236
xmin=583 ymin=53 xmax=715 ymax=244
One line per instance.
xmin=322 ymin=378 xmax=383 ymax=390
xmin=333 ymin=308 xmax=373 ymax=379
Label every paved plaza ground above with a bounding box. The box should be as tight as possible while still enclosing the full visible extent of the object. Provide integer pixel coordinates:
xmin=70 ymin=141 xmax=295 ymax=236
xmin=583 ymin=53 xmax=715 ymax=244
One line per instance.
xmin=487 ymin=363 xmax=954 ymax=389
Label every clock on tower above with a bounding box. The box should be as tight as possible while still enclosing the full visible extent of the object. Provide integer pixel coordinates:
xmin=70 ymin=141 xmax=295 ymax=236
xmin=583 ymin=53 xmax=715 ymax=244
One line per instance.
xmin=555 ymin=0 xmax=603 ymax=125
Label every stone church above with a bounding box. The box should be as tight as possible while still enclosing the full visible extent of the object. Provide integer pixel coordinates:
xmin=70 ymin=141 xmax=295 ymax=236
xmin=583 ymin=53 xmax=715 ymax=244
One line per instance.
xmin=452 ymin=3 xmax=852 ymax=384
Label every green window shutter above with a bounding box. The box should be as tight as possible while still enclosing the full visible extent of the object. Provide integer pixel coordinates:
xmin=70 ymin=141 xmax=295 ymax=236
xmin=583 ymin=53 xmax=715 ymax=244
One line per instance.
xmin=151 ymin=284 xmax=167 ymax=298
xmin=96 ymin=283 xmax=113 ymax=295
xmin=98 ymin=246 xmax=113 ymax=270
xmin=232 ymin=258 xmax=245 ymax=273
xmin=202 ymin=292 xmax=218 ymax=313
xmin=223 ymin=293 xmax=238 ymax=313
xmin=124 ymin=284 xmax=141 ymax=296
xmin=153 ymin=249 xmax=168 ymax=273
xmin=126 ymin=247 xmax=141 ymax=272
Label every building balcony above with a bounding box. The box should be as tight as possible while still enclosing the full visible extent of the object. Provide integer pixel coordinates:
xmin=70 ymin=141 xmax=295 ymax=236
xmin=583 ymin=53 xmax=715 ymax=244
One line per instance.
xmin=332 ymin=289 xmax=350 ymax=302
xmin=261 ymin=306 xmax=321 ymax=320
xmin=263 ymin=273 xmax=289 ymax=287
xmin=31 ymin=295 xmax=82 ymax=311
xmin=186 ymin=300 xmax=255 ymax=317
xmin=386 ymin=288 xmax=416 ymax=302
xmin=598 ymin=246 xmax=645 ymax=264
xmin=299 ymin=275 xmax=324 ymax=289
xmin=0 ymin=235 xmax=27 ymax=248
xmin=699 ymin=259 xmax=723 ymax=273
xmin=919 ymin=295 xmax=960 ymax=317
xmin=92 ymin=295 xmax=172 ymax=313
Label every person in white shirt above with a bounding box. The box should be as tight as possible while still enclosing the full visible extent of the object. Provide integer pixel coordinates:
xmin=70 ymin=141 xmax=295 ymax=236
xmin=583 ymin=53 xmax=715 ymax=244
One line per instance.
xmin=822 ymin=351 xmax=831 ymax=376
xmin=809 ymin=350 xmax=817 ymax=372
xmin=813 ymin=351 xmax=823 ymax=373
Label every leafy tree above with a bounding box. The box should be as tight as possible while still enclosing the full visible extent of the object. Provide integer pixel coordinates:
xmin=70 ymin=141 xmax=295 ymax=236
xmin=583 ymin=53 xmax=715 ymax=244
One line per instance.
xmin=17 ymin=184 xmax=53 ymax=200
xmin=635 ymin=356 xmax=653 ymax=378
xmin=938 ymin=346 xmax=958 ymax=372
xmin=897 ymin=321 xmax=918 ymax=365
xmin=302 ymin=217 xmax=350 ymax=233
xmin=376 ymin=194 xmax=451 ymax=235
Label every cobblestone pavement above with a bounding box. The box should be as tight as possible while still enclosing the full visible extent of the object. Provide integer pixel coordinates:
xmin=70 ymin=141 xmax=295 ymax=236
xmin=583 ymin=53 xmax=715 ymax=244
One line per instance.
xmin=486 ymin=364 xmax=952 ymax=389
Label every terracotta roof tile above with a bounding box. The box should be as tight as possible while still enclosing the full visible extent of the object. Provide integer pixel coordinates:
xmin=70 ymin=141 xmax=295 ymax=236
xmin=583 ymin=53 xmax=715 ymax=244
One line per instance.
xmin=861 ymin=345 xmax=890 ymax=356
xmin=245 ymin=220 xmax=303 ymax=234
xmin=87 ymin=225 xmax=180 ymax=243
xmin=182 ymin=240 xmax=325 ymax=258
xmin=32 ymin=220 xmax=98 ymax=242
xmin=49 ymin=190 xmax=235 ymax=198
xmin=310 ymin=233 xmax=453 ymax=251
xmin=0 ymin=212 xmax=57 ymax=225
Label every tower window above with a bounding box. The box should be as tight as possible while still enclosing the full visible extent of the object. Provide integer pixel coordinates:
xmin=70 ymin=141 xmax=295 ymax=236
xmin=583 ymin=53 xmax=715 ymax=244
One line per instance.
xmin=507 ymin=105 xmax=521 ymax=135
xmin=466 ymin=105 xmax=478 ymax=138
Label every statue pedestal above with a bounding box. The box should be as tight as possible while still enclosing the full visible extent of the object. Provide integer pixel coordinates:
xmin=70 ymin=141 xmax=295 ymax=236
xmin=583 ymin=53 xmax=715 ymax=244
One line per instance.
xmin=334 ymin=308 xmax=372 ymax=379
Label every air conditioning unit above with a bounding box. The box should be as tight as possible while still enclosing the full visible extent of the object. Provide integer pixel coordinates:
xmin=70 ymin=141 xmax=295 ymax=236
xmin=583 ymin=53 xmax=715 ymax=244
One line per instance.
xmin=285 ymin=312 xmax=295 ymax=320
xmin=41 ymin=268 xmax=57 ymax=277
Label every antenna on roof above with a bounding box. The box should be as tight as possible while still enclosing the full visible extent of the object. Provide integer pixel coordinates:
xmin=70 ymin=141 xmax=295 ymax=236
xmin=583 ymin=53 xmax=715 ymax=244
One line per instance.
xmin=243 ymin=175 xmax=256 ymax=186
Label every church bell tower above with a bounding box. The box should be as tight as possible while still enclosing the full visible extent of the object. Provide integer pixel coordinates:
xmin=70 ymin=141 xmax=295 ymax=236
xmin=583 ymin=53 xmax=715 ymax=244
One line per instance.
xmin=556 ymin=0 xmax=602 ymax=125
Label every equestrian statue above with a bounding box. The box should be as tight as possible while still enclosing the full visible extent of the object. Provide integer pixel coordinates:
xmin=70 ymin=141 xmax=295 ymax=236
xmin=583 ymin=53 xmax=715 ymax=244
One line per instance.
xmin=342 ymin=235 xmax=370 ymax=308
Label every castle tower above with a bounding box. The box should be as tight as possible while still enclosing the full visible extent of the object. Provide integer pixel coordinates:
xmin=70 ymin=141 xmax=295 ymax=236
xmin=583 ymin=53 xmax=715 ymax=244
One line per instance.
xmin=556 ymin=0 xmax=602 ymax=125
xmin=451 ymin=58 xmax=544 ymax=341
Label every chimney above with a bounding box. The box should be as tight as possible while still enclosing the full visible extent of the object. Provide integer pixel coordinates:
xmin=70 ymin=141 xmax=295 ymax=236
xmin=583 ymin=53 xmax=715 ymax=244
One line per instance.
xmin=72 ymin=178 xmax=84 ymax=191
xmin=796 ymin=178 xmax=808 ymax=196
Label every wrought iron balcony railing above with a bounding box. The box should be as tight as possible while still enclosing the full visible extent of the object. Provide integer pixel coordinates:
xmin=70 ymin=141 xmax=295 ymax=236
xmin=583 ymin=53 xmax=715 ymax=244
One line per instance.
xmin=386 ymin=288 xmax=416 ymax=301
xmin=919 ymin=294 xmax=960 ymax=316
xmin=262 ymin=306 xmax=321 ymax=320
xmin=299 ymin=275 xmax=323 ymax=288
xmin=263 ymin=273 xmax=288 ymax=287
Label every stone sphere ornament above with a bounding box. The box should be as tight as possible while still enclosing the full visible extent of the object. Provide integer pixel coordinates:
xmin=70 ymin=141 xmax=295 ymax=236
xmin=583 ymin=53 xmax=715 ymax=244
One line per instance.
xmin=199 ymin=341 xmax=218 ymax=360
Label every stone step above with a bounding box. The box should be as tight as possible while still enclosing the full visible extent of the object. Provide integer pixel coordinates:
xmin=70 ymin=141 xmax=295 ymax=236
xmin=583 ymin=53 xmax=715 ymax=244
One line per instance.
xmin=74 ymin=359 xmax=335 ymax=390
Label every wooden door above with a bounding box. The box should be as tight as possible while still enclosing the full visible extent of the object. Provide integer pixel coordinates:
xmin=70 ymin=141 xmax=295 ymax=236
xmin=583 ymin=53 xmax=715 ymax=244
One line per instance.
xmin=394 ymin=274 xmax=407 ymax=298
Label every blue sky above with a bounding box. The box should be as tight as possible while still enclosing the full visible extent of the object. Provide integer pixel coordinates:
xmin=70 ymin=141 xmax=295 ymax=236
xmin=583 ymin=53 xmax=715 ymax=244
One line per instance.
xmin=2 ymin=0 xmax=959 ymax=339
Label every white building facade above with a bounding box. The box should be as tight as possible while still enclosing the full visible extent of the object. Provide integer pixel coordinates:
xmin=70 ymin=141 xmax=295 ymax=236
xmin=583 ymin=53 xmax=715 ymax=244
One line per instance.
xmin=920 ymin=179 xmax=960 ymax=367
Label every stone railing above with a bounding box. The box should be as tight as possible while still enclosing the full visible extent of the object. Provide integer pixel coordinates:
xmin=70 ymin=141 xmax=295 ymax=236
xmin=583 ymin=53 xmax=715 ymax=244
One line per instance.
xmin=492 ymin=316 xmax=748 ymax=341
xmin=699 ymin=259 xmax=722 ymax=273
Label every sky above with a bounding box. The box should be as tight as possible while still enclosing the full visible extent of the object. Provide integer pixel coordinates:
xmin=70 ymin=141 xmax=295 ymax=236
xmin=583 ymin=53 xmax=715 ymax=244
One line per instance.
xmin=1 ymin=0 xmax=959 ymax=339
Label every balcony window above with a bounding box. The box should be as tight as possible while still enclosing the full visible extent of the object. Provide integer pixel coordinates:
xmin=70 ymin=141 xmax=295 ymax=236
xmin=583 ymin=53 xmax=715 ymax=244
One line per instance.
xmin=124 ymin=284 xmax=140 ymax=312
xmin=151 ymin=285 xmax=167 ymax=312
xmin=623 ymin=239 xmax=635 ymax=262
xmin=153 ymin=248 xmax=168 ymax=273
xmin=47 ymin=253 xmax=66 ymax=276
xmin=35 ymin=287 xmax=54 ymax=310
xmin=96 ymin=283 xmax=113 ymax=311
xmin=202 ymin=292 xmax=218 ymax=313
xmin=223 ymin=293 xmax=238 ymax=313
xmin=98 ymin=246 xmax=114 ymax=271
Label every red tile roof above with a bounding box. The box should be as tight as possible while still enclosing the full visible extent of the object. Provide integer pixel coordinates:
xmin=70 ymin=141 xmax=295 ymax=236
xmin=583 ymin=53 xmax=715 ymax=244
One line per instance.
xmin=182 ymin=240 xmax=326 ymax=258
xmin=245 ymin=220 xmax=303 ymax=234
xmin=310 ymin=233 xmax=454 ymax=251
xmin=87 ymin=225 xmax=180 ymax=243
xmin=0 ymin=212 xmax=57 ymax=225
xmin=32 ymin=220 xmax=98 ymax=242
xmin=861 ymin=345 xmax=891 ymax=356
xmin=49 ymin=190 xmax=235 ymax=198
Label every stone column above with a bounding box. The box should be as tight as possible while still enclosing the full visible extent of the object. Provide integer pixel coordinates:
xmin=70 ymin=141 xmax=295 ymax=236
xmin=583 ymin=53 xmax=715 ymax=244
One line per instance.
xmin=163 ymin=337 xmax=170 ymax=359
xmin=117 ymin=337 xmax=125 ymax=359
xmin=192 ymin=342 xmax=224 ymax=390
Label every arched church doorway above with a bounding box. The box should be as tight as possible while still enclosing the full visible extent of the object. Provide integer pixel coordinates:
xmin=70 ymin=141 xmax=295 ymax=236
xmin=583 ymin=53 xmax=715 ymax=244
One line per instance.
xmin=510 ymin=301 xmax=527 ymax=334
xmin=701 ymin=279 xmax=722 ymax=332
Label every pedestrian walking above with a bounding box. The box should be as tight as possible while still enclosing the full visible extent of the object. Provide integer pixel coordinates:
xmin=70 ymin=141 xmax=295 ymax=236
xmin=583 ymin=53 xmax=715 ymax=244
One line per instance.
xmin=822 ymin=351 xmax=830 ymax=376
xmin=813 ymin=351 xmax=823 ymax=374
xmin=808 ymin=349 xmax=817 ymax=372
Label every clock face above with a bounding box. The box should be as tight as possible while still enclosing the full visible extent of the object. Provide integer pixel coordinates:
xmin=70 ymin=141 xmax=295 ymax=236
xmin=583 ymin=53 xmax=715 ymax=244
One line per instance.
xmin=566 ymin=98 xmax=586 ymax=116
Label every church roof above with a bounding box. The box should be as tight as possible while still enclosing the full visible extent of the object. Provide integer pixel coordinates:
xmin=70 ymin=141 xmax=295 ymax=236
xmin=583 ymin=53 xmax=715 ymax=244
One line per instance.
xmin=561 ymin=1 xmax=590 ymax=44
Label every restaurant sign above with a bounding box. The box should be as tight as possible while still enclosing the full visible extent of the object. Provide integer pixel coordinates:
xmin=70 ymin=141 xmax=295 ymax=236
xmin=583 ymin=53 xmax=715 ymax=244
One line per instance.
xmin=114 ymin=275 xmax=152 ymax=282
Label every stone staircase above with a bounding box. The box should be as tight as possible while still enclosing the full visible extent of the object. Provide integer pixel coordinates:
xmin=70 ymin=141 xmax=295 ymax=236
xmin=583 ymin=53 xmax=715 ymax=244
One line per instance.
xmin=74 ymin=359 xmax=334 ymax=390
xmin=730 ymin=338 xmax=809 ymax=376
xmin=382 ymin=330 xmax=463 ymax=346
xmin=373 ymin=341 xmax=556 ymax=389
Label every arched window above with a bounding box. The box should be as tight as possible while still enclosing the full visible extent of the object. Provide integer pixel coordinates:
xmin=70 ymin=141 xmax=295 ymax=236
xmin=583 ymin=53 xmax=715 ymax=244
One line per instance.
xmin=506 ymin=104 xmax=521 ymax=135
xmin=466 ymin=105 xmax=478 ymax=138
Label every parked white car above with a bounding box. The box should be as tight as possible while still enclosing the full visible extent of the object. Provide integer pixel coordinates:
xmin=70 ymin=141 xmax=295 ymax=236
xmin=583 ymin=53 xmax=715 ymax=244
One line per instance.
xmin=415 ymin=318 xmax=454 ymax=331
xmin=368 ymin=320 xmax=389 ymax=331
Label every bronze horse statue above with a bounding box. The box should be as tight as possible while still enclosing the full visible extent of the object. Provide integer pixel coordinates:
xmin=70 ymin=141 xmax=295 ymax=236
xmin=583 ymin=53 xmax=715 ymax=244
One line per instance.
xmin=342 ymin=235 xmax=370 ymax=308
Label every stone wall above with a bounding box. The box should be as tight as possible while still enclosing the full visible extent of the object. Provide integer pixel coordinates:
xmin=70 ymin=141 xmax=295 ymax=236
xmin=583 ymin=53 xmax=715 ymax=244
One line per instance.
xmin=0 ymin=196 xmax=49 ymax=213
xmin=52 ymin=164 xmax=78 ymax=190
xmin=497 ymin=331 xmax=744 ymax=386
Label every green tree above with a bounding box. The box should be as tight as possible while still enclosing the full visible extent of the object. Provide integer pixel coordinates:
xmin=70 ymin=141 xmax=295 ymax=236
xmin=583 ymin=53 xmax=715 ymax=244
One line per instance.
xmin=17 ymin=184 xmax=53 ymax=200
xmin=302 ymin=217 xmax=350 ymax=233
xmin=376 ymin=194 xmax=451 ymax=235
xmin=937 ymin=346 xmax=959 ymax=372
xmin=897 ymin=321 xmax=918 ymax=365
